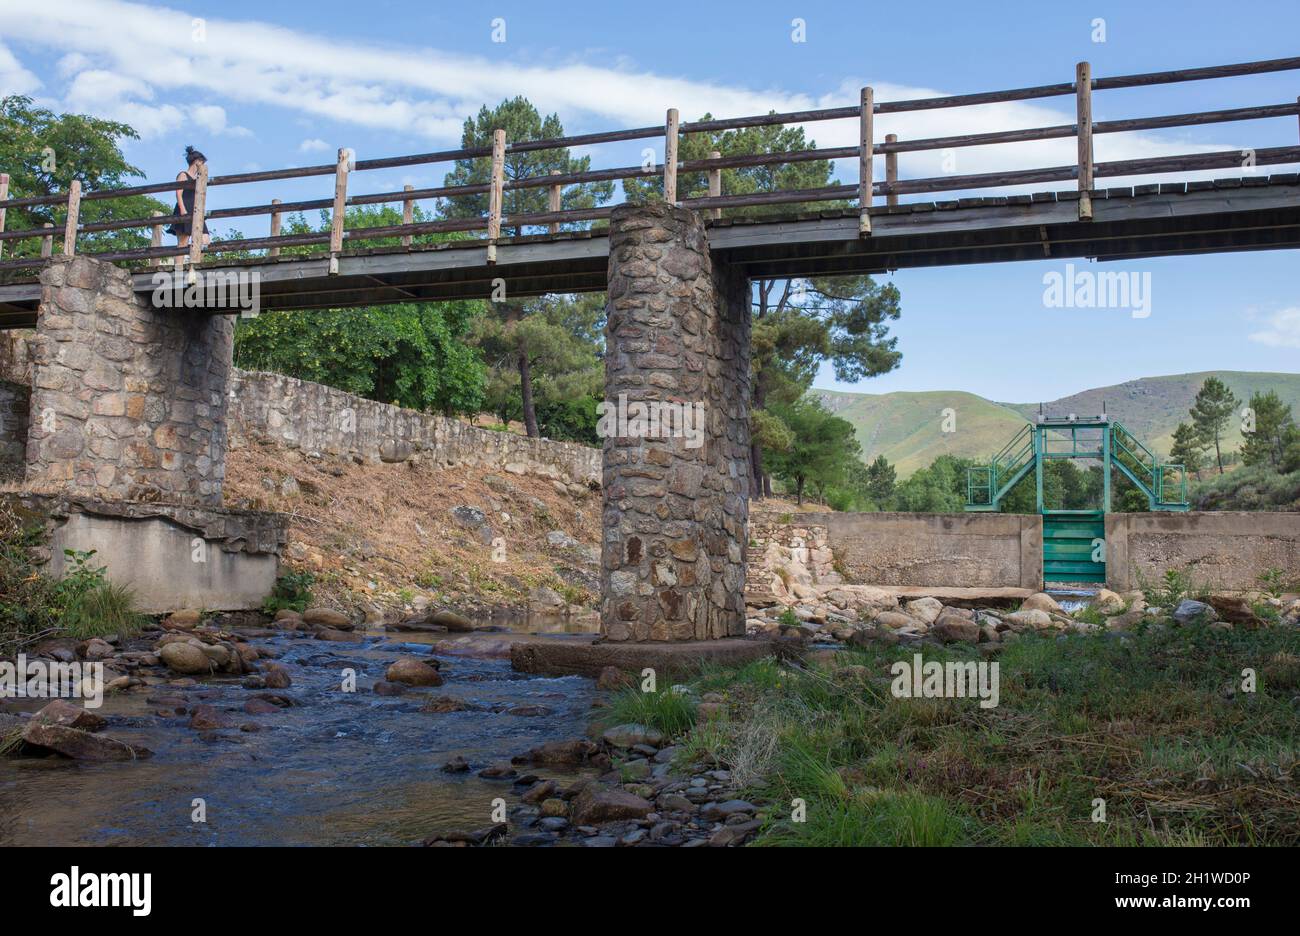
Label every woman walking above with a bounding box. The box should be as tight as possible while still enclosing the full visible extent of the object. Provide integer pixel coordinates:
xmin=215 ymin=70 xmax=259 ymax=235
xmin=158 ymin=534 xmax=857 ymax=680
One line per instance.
xmin=167 ymin=145 xmax=210 ymax=262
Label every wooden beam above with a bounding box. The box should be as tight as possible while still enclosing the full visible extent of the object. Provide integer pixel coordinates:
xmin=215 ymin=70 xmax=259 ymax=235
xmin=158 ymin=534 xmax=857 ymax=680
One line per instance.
xmin=63 ymin=179 xmax=81 ymax=257
xmin=548 ymin=170 xmax=561 ymax=235
xmin=1076 ymin=61 xmax=1094 ymax=220
xmin=487 ymin=128 xmax=506 ymax=264
xmin=269 ymin=198 xmax=282 ymax=257
xmin=664 ymin=108 xmax=679 ymax=205
xmin=401 ymin=184 xmax=414 ymax=247
xmin=885 ymin=134 xmax=898 ymax=208
xmin=708 ymin=150 xmax=722 ymax=220
xmin=859 ymin=87 xmax=874 ymax=234
xmin=41 ymin=223 xmax=53 ymax=258
xmin=329 ymin=148 xmax=348 ymax=274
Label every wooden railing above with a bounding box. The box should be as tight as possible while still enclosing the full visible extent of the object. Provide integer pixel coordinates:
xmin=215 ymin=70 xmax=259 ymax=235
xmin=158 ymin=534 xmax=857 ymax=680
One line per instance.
xmin=0 ymin=54 xmax=1298 ymax=274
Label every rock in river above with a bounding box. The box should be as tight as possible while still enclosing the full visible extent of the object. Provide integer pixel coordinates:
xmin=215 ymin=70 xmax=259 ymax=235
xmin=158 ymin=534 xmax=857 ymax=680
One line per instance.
xmin=386 ymin=657 xmax=444 ymax=687
xmin=159 ymin=642 xmax=213 ymax=675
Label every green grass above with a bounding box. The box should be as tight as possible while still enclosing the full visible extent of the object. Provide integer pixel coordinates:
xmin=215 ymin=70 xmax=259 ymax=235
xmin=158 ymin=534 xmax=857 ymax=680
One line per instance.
xmin=602 ymin=685 xmax=698 ymax=739
xmin=670 ymin=621 xmax=1300 ymax=847
xmin=59 ymin=579 xmax=146 ymax=640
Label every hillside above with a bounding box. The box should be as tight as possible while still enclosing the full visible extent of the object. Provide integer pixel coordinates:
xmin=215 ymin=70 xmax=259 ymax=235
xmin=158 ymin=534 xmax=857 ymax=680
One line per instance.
xmin=815 ymin=370 xmax=1300 ymax=477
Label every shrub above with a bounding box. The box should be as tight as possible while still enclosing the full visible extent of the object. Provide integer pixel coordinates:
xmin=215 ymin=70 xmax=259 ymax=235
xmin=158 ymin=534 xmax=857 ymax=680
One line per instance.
xmin=262 ymin=569 xmax=315 ymax=615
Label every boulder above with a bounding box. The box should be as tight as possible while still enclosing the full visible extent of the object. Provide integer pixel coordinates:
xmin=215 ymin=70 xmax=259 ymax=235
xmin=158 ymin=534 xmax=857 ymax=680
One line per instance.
xmin=163 ymin=608 xmax=203 ymax=631
xmin=904 ymin=597 xmax=943 ymax=624
xmin=595 ymin=666 xmax=632 ymax=691
xmin=30 ymin=699 xmax=106 ymax=732
xmin=82 ymin=638 xmax=115 ymax=661
xmin=572 ymin=788 xmax=654 ymax=825
xmin=262 ymin=663 xmax=292 ymax=689
xmin=158 ymin=642 xmax=213 ymax=675
xmin=188 ymin=704 xmax=232 ymax=730
xmin=315 ymin=628 xmax=355 ymax=642
xmin=430 ymin=609 xmax=474 ymax=632
xmin=1206 ymin=594 xmax=1262 ymax=627
xmin=22 ymin=722 xmax=150 ymax=761
xmin=303 ymin=607 xmax=352 ymax=629
xmin=517 ymin=738 xmax=599 ymax=766
xmin=386 ymin=657 xmax=444 ymax=687
xmin=874 ymin=610 xmax=922 ymax=631
xmin=1173 ymin=599 xmax=1218 ymax=626
xmin=602 ymin=723 xmax=665 ymax=748
xmin=1003 ymin=609 xmax=1053 ymax=631
xmin=1020 ymin=592 xmax=1062 ymax=614
xmin=1093 ymin=589 xmax=1125 ymax=615
xmin=932 ymin=611 xmax=980 ymax=644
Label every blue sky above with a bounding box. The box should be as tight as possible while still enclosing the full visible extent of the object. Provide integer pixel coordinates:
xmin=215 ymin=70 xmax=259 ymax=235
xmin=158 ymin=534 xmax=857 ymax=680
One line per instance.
xmin=1 ymin=0 xmax=1297 ymax=402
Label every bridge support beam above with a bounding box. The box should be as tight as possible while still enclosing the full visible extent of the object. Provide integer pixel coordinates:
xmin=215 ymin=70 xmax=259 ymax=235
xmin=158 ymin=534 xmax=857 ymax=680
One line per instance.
xmin=601 ymin=203 xmax=751 ymax=642
xmin=24 ymin=256 xmax=232 ymax=506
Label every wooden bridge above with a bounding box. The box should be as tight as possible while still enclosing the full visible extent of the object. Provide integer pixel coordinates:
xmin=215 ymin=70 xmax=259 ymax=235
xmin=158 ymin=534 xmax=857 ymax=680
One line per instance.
xmin=1 ymin=54 xmax=1298 ymax=327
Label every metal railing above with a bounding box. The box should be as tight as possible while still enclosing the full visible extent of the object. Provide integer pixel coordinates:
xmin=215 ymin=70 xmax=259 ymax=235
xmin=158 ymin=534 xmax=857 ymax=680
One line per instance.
xmin=0 ymin=54 xmax=1298 ymax=275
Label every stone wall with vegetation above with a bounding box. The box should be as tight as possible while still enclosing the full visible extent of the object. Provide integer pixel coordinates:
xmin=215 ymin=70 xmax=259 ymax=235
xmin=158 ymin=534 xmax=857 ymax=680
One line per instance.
xmin=1106 ymin=511 xmax=1300 ymax=591
xmin=228 ymin=370 xmax=600 ymax=486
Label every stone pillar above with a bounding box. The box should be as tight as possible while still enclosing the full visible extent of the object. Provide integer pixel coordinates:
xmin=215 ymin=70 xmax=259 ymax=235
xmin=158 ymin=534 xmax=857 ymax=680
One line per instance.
xmin=601 ymin=203 xmax=751 ymax=641
xmin=24 ymin=256 xmax=232 ymax=506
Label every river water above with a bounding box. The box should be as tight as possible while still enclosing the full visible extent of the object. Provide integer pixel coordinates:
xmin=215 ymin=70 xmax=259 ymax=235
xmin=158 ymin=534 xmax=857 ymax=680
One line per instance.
xmin=0 ymin=625 xmax=601 ymax=846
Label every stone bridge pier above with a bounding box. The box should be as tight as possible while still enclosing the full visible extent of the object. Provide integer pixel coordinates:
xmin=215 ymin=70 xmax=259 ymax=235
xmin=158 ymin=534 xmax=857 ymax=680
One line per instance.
xmin=22 ymin=256 xmax=232 ymax=505
xmin=600 ymin=203 xmax=752 ymax=643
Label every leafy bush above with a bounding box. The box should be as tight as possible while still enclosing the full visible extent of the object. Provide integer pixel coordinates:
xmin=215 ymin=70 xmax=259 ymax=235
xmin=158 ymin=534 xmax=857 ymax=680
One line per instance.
xmin=54 ymin=549 xmax=145 ymax=639
xmin=262 ymin=569 xmax=315 ymax=615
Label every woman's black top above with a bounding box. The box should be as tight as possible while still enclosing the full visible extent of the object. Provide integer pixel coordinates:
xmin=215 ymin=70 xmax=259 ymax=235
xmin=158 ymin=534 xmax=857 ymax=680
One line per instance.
xmin=166 ymin=172 xmax=210 ymax=236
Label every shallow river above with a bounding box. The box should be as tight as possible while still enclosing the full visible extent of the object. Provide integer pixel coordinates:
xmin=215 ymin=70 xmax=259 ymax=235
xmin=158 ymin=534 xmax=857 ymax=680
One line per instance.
xmin=0 ymin=625 xmax=600 ymax=846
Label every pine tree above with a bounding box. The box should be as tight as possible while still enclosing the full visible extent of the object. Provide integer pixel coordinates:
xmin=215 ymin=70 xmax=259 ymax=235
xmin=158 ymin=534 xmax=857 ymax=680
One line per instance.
xmin=1240 ymin=389 xmax=1297 ymax=469
xmin=1189 ymin=377 xmax=1238 ymax=475
xmin=1169 ymin=421 xmax=1206 ymax=476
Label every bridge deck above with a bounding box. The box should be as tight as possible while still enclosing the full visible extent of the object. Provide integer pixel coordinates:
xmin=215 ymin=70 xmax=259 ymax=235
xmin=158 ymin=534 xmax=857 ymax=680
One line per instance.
xmin=0 ymin=174 xmax=1296 ymax=327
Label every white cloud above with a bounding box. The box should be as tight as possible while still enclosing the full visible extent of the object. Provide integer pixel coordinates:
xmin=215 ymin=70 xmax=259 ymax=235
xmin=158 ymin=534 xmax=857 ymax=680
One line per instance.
xmin=0 ymin=0 xmax=1288 ymax=191
xmin=193 ymin=104 xmax=252 ymax=138
xmin=1248 ymin=308 xmax=1300 ymax=349
xmin=298 ymin=138 xmax=331 ymax=154
xmin=0 ymin=40 xmax=41 ymax=95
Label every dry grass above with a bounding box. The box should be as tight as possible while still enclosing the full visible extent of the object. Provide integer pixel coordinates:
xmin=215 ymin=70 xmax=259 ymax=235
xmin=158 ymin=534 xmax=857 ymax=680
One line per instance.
xmin=224 ymin=440 xmax=601 ymax=615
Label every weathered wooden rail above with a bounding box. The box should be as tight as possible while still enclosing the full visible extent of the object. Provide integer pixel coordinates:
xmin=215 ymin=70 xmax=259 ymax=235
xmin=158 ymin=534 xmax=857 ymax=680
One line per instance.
xmin=0 ymin=54 xmax=1298 ymax=277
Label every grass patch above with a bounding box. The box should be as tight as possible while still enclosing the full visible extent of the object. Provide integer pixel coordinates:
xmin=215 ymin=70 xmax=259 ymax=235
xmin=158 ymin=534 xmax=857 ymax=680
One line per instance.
xmin=602 ymin=685 xmax=698 ymax=739
xmin=672 ymin=622 xmax=1300 ymax=847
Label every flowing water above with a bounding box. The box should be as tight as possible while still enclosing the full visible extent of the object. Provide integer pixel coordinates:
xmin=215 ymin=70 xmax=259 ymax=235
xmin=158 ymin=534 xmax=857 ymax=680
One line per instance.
xmin=0 ymin=623 xmax=601 ymax=846
xmin=1045 ymin=586 xmax=1098 ymax=614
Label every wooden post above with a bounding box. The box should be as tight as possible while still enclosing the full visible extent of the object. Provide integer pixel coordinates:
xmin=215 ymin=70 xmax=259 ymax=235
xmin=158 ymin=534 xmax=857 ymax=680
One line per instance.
xmin=885 ymin=134 xmax=898 ymax=208
xmin=63 ymin=179 xmax=81 ymax=257
xmin=149 ymin=212 xmax=163 ymax=266
xmin=486 ymin=128 xmax=505 ymax=264
xmin=41 ymin=223 xmax=53 ymax=258
xmin=401 ymin=184 xmax=414 ymax=247
xmin=0 ymin=173 xmax=7 ymax=261
xmin=187 ymin=160 xmax=208 ymax=278
xmin=269 ymin=198 xmax=283 ymax=258
xmin=859 ymin=87 xmax=874 ymax=235
xmin=547 ymin=170 xmax=561 ymax=235
xmin=1076 ymin=61 xmax=1094 ymax=221
xmin=329 ymin=148 xmax=348 ymax=274
xmin=707 ymin=150 xmax=722 ymax=220
xmin=664 ymin=108 xmax=679 ymax=205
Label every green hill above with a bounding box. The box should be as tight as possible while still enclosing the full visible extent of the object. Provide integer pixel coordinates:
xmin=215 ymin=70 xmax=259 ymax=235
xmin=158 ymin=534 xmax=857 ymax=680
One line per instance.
xmin=813 ymin=371 xmax=1300 ymax=478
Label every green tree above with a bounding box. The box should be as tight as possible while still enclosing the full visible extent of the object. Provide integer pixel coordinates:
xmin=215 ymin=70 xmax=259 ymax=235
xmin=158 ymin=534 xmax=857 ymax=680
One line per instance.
xmin=1189 ymin=377 xmax=1239 ymax=475
xmin=233 ymin=205 xmax=485 ymax=414
xmin=624 ymin=118 xmax=902 ymax=496
xmin=765 ymin=398 xmax=861 ymax=505
xmin=471 ymin=292 xmax=604 ymax=440
xmin=892 ymin=454 xmax=971 ymax=513
xmin=1169 ymin=420 xmax=1206 ymax=476
xmin=0 ymin=95 xmax=169 ymax=263
xmin=865 ymin=455 xmax=896 ymax=505
xmin=442 ymin=97 xmax=613 ymax=436
xmin=1240 ymin=390 xmax=1298 ymax=470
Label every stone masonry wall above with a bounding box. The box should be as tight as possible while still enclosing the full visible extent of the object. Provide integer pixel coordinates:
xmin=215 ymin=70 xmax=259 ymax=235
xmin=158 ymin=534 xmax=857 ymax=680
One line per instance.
xmin=601 ymin=203 xmax=751 ymax=642
xmin=229 ymin=370 xmax=600 ymax=486
xmin=25 ymin=256 xmax=232 ymax=506
xmin=0 ymin=334 xmax=30 ymax=483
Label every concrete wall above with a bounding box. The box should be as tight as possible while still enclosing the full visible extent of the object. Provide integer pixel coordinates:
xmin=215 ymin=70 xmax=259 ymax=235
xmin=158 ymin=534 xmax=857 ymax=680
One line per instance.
xmin=5 ymin=493 xmax=286 ymax=613
xmin=762 ymin=511 xmax=1043 ymax=590
xmin=229 ymin=370 xmax=600 ymax=486
xmin=1106 ymin=511 xmax=1300 ymax=592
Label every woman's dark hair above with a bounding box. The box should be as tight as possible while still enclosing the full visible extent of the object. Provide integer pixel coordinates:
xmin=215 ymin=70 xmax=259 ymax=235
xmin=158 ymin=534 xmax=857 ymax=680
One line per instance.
xmin=184 ymin=145 xmax=207 ymax=166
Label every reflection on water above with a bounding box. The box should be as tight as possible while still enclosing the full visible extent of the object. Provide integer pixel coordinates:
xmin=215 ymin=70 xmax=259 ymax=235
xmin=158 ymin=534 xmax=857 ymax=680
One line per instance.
xmin=1046 ymin=586 xmax=1097 ymax=615
xmin=0 ymin=625 xmax=599 ymax=846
